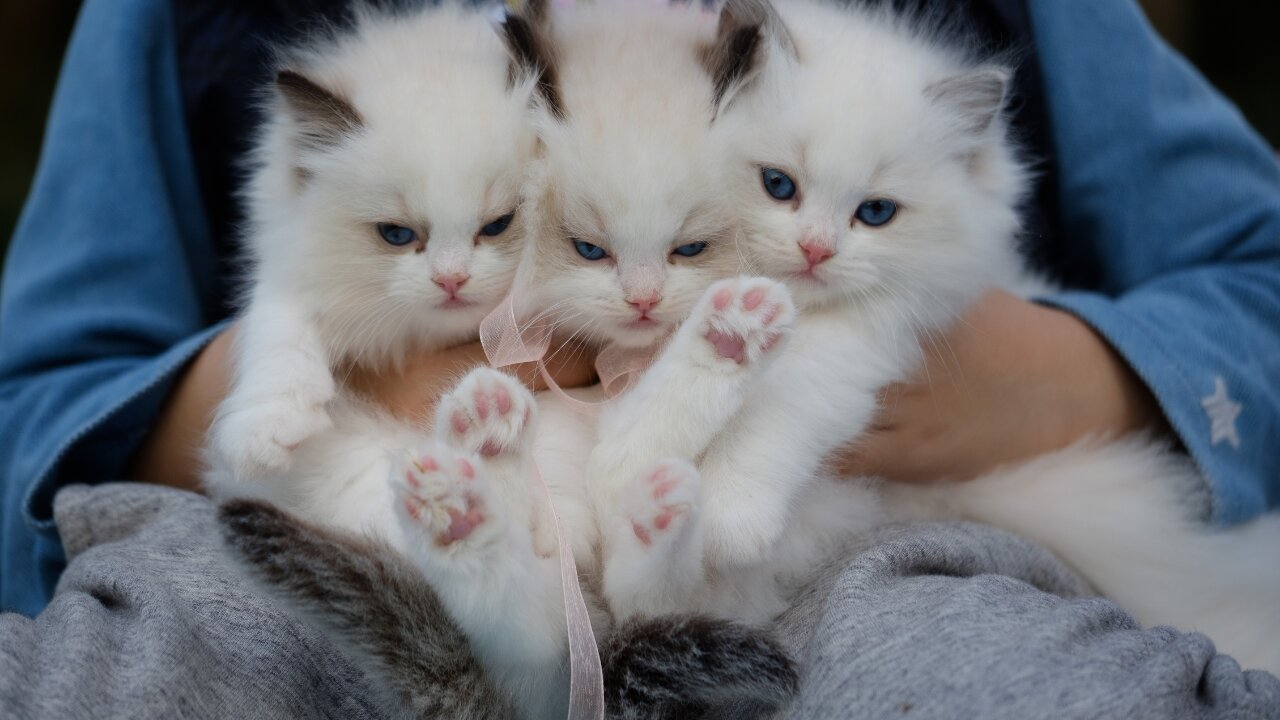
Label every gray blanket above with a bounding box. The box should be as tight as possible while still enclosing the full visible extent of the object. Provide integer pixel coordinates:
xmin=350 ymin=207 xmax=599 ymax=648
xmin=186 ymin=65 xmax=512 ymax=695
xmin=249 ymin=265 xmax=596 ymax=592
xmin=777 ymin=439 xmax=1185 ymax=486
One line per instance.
xmin=1 ymin=483 xmax=1276 ymax=719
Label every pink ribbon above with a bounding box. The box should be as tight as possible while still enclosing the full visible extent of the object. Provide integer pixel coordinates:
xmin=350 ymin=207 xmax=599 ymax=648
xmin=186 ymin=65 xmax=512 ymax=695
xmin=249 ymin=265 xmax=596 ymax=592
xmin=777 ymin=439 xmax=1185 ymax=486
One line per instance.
xmin=480 ymin=293 xmax=659 ymax=413
xmin=481 ymin=294 xmax=604 ymax=720
xmin=533 ymin=462 xmax=605 ymax=720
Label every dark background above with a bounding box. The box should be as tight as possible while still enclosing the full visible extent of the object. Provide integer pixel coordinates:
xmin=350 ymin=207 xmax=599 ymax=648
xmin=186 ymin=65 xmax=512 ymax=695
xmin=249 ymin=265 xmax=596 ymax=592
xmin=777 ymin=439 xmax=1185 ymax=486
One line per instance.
xmin=1 ymin=1 xmax=1277 ymax=265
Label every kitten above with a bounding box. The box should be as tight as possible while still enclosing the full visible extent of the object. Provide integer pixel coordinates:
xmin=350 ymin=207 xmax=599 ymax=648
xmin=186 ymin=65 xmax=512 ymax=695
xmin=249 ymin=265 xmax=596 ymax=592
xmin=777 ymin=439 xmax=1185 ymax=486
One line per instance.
xmin=220 ymin=1 xmax=803 ymax=717
xmin=614 ymin=0 xmax=1280 ymax=674
xmin=365 ymin=2 xmax=797 ymax=715
xmin=204 ymin=2 xmax=543 ymax=537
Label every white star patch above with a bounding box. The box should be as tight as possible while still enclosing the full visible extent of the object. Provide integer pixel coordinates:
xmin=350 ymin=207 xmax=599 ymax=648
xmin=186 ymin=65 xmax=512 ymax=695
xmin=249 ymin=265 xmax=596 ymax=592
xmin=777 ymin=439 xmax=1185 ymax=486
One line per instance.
xmin=1201 ymin=376 xmax=1242 ymax=450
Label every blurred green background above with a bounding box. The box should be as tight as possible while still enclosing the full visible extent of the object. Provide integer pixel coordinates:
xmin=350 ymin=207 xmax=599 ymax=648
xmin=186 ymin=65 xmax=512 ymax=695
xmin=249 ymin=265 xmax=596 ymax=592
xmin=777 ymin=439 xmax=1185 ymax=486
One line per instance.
xmin=1 ymin=0 xmax=1277 ymax=269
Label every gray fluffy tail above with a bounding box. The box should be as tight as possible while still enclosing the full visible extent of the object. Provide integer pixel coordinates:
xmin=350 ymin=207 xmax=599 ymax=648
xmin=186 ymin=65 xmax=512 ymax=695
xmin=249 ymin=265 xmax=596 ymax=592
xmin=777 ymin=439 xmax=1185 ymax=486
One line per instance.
xmin=603 ymin=616 xmax=799 ymax=719
xmin=218 ymin=499 xmax=513 ymax=719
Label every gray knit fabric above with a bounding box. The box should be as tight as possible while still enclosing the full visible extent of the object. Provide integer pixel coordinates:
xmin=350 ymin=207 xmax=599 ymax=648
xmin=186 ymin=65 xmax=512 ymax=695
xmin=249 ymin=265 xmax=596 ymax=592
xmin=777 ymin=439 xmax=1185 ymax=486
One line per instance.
xmin=0 ymin=484 xmax=384 ymax=720
xmin=772 ymin=523 xmax=1280 ymax=719
xmin=1 ymin=483 xmax=1276 ymax=719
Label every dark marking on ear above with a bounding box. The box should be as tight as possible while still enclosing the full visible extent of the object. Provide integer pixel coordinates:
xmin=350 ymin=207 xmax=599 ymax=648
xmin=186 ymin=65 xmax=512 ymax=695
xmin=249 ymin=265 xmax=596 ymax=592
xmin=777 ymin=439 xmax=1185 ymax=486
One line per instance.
xmin=500 ymin=2 xmax=565 ymax=120
xmin=275 ymin=69 xmax=365 ymax=151
xmin=705 ymin=25 xmax=763 ymax=110
xmin=703 ymin=0 xmax=794 ymax=113
xmin=521 ymin=0 xmax=549 ymax=25
xmin=925 ymin=65 xmax=1012 ymax=137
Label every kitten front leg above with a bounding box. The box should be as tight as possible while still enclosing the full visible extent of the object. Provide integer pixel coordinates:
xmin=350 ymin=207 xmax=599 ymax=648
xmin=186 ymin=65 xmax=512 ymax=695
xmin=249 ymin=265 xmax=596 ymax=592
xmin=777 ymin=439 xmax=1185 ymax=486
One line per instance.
xmin=211 ymin=297 xmax=335 ymax=483
xmin=603 ymin=459 xmax=706 ymax=621
xmin=591 ymin=278 xmax=795 ymax=500
xmin=394 ymin=442 xmax=569 ymax=716
xmin=694 ymin=319 xmax=891 ymax=569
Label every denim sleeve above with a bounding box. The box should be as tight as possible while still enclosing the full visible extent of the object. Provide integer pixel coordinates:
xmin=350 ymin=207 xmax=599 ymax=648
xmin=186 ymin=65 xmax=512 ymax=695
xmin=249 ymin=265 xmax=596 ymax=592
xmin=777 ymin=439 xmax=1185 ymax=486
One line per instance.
xmin=0 ymin=0 xmax=226 ymax=615
xmin=1026 ymin=0 xmax=1280 ymax=524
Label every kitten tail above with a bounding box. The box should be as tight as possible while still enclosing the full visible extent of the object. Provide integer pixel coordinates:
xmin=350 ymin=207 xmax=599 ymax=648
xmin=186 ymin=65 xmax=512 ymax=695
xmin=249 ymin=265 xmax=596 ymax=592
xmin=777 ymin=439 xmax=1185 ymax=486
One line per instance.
xmin=218 ymin=500 xmax=513 ymax=720
xmin=603 ymin=616 xmax=799 ymax=720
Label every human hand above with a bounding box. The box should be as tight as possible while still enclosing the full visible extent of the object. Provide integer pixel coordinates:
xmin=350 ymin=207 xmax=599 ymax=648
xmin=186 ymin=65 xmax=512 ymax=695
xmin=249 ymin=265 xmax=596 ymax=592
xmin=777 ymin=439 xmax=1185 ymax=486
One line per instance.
xmin=345 ymin=337 xmax=598 ymax=425
xmin=832 ymin=290 xmax=1170 ymax=482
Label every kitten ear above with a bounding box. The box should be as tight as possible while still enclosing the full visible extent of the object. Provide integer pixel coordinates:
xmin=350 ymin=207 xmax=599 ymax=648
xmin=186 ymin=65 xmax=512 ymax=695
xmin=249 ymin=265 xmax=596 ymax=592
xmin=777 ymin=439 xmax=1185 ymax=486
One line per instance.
xmin=275 ymin=69 xmax=364 ymax=152
xmin=499 ymin=0 xmax=566 ymax=120
xmin=704 ymin=0 xmax=795 ymax=114
xmin=925 ymin=65 xmax=1011 ymax=138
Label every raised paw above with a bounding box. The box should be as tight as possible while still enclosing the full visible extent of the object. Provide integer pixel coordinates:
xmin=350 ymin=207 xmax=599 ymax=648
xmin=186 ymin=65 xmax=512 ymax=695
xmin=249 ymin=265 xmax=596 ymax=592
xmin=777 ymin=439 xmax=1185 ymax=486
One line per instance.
xmin=395 ymin=444 xmax=502 ymax=550
xmin=696 ymin=277 xmax=796 ymax=367
xmin=435 ymin=368 xmax=535 ymax=460
xmin=213 ymin=387 xmax=334 ymax=481
xmin=619 ymin=459 xmax=701 ymax=550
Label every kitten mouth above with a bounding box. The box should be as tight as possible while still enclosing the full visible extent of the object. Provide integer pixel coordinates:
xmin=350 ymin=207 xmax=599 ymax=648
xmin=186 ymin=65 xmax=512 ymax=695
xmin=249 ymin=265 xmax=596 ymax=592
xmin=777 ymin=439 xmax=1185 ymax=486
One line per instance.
xmin=793 ymin=267 xmax=827 ymax=285
xmin=626 ymin=316 xmax=661 ymax=330
xmin=438 ymin=297 xmax=474 ymax=310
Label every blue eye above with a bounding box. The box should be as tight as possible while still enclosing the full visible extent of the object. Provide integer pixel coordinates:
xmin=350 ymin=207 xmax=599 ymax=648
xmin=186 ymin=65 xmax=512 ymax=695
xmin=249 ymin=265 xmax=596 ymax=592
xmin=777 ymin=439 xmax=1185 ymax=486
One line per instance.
xmin=761 ymin=167 xmax=796 ymax=201
xmin=854 ymin=199 xmax=898 ymax=227
xmin=573 ymin=239 xmax=608 ymax=261
xmin=672 ymin=241 xmax=707 ymax=258
xmin=479 ymin=213 xmax=514 ymax=237
xmin=377 ymin=223 xmax=417 ymax=246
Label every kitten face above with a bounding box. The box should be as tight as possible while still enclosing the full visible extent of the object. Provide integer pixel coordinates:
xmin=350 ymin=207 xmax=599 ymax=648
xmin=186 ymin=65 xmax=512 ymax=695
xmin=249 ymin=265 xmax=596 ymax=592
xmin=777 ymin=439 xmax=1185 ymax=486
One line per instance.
xmin=722 ymin=1 xmax=1025 ymax=326
xmin=518 ymin=1 xmax=746 ymax=350
xmin=294 ymin=108 xmax=534 ymax=358
xmin=250 ymin=6 xmax=542 ymax=365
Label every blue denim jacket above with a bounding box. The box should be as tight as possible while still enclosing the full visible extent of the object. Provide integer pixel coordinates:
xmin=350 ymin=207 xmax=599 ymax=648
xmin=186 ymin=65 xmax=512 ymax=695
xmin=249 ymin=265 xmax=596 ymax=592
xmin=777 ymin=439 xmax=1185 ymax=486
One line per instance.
xmin=3 ymin=0 xmax=1279 ymax=615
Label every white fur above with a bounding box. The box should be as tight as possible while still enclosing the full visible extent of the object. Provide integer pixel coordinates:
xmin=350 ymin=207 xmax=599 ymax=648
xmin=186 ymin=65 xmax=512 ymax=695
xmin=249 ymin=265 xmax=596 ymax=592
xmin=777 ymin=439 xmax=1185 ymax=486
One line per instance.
xmin=643 ymin=0 xmax=1280 ymax=674
xmin=201 ymin=4 xmax=568 ymax=711
xmin=240 ymin=3 xmax=768 ymax=716
xmin=205 ymin=0 xmax=539 ymax=496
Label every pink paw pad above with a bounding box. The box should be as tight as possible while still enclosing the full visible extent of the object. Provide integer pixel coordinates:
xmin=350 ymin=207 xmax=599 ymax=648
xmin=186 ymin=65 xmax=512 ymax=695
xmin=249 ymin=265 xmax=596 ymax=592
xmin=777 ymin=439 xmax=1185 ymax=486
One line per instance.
xmin=440 ymin=498 xmax=485 ymax=546
xmin=438 ymin=369 xmax=532 ymax=459
xmin=473 ymin=391 xmax=490 ymax=420
xmin=628 ymin=462 xmax=696 ymax=547
xmin=700 ymin=279 xmax=794 ymax=365
xmin=705 ymin=329 xmax=747 ymax=363
xmin=712 ymin=287 xmax=733 ymax=311
xmin=399 ymin=448 xmax=492 ymax=549
xmin=451 ymin=411 xmax=470 ymax=435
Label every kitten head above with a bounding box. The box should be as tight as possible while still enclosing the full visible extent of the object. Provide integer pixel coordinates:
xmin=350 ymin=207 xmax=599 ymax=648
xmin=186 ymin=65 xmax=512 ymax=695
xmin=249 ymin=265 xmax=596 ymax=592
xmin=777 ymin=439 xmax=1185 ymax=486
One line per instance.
xmin=508 ymin=0 xmax=777 ymax=350
xmin=247 ymin=4 xmax=549 ymax=367
xmin=719 ymin=0 xmax=1027 ymax=332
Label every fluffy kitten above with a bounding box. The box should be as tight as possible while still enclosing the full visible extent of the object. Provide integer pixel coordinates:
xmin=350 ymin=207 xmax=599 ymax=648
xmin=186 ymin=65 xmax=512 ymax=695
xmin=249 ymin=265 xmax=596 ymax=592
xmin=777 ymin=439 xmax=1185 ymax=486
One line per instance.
xmin=617 ymin=0 xmax=1280 ymax=673
xmin=220 ymin=1 xmax=802 ymax=717
xmin=363 ymin=2 xmax=798 ymax=715
xmin=204 ymin=2 xmax=542 ymax=534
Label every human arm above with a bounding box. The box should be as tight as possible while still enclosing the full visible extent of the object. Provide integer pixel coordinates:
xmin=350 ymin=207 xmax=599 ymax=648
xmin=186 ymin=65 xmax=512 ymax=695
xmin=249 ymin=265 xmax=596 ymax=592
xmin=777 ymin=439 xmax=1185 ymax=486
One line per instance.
xmin=837 ymin=289 xmax=1169 ymax=483
xmin=839 ymin=0 xmax=1280 ymax=525
xmin=0 ymin=0 xmax=227 ymax=615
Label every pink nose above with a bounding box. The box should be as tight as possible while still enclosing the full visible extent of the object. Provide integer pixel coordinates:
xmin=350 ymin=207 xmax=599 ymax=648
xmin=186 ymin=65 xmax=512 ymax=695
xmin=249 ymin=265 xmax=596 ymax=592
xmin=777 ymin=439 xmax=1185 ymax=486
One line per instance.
xmin=627 ymin=293 xmax=662 ymax=314
xmin=433 ymin=272 xmax=470 ymax=296
xmin=799 ymin=241 xmax=834 ymax=267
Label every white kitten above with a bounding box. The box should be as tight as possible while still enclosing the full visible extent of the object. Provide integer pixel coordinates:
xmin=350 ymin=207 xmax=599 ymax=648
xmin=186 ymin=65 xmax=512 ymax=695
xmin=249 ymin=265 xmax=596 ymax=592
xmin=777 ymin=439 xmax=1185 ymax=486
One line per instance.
xmin=620 ymin=0 xmax=1280 ymax=674
xmin=377 ymin=1 xmax=778 ymax=716
xmin=204 ymin=3 xmax=546 ymax=537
